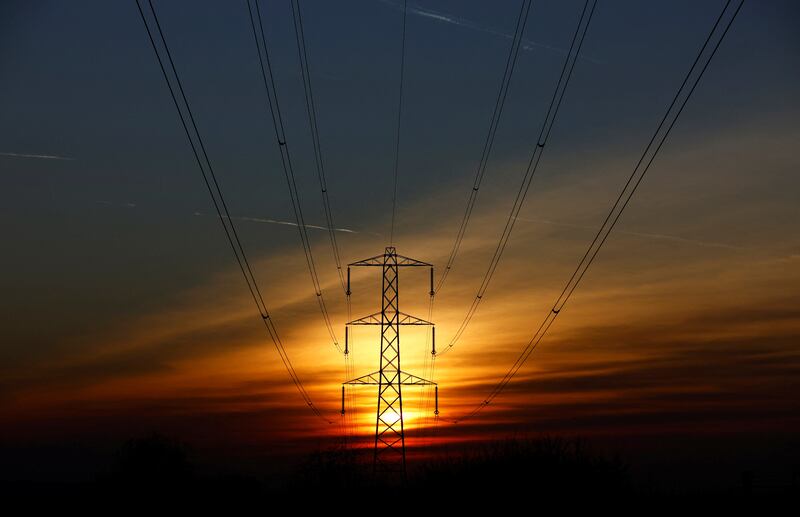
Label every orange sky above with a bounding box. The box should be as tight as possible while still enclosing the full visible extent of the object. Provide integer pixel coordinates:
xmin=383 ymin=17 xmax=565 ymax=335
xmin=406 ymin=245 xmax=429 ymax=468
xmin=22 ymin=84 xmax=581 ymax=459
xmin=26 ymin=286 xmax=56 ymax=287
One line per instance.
xmin=1 ymin=2 xmax=798 ymax=475
xmin=3 ymin=116 xmax=799 ymax=457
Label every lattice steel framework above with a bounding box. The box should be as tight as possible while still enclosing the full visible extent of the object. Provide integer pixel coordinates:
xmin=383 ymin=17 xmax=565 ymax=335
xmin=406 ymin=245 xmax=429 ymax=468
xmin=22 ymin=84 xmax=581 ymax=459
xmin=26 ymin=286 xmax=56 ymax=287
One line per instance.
xmin=344 ymin=247 xmax=437 ymax=477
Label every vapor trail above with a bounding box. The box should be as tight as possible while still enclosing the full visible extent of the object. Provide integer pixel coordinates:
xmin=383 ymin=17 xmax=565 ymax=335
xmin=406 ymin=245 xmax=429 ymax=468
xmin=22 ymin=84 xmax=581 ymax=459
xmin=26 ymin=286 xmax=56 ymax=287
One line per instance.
xmin=0 ymin=152 xmax=73 ymax=161
xmin=194 ymin=212 xmax=359 ymax=234
xmin=379 ymin=0 xmax=602 ymax=64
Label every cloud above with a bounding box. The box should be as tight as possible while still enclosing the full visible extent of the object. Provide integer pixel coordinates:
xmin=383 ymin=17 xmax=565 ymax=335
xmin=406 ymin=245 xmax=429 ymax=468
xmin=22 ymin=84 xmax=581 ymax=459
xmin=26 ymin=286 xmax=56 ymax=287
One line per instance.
xmin=193 ymin=211 xmax=359 ymax=234
xmin=94 ymin=204 xmax=360 ymax=234
xmin=97 ymin=200 xmax=137 ymax=208
xmin=379 ymin=0 xmax=602 ymax=64
xmin=0 ymin=152 xmax=73 ymax=161
xmin=514 ymin=215 xmax=751 ymax=252
xmin=436 ymin=296 xmax=800 ymax=434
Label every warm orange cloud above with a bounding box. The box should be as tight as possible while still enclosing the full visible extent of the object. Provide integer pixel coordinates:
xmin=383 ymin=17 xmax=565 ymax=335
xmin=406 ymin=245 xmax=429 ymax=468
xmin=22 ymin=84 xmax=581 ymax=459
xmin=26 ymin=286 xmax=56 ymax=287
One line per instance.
xmin=2 ymin=115 xmax=798 ymax=460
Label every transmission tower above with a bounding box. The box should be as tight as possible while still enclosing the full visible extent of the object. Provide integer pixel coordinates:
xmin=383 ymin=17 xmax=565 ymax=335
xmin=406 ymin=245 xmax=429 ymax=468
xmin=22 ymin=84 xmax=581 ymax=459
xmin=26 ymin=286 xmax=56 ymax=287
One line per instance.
xmin=342 ymin=247 xmax=438 ymax=477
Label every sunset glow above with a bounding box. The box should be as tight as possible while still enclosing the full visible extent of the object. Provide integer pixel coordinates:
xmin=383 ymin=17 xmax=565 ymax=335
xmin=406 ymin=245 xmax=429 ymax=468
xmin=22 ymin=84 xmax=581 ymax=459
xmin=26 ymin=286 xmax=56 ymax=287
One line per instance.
xmin=1 ymin=0 xmax=798 ymax=497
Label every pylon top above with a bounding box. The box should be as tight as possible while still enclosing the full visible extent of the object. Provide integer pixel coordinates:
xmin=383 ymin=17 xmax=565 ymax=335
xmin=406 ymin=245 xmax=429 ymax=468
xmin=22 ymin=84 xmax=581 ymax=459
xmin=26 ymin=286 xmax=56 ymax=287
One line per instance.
xmin=349 ymin=247 xmax=432 ymax=267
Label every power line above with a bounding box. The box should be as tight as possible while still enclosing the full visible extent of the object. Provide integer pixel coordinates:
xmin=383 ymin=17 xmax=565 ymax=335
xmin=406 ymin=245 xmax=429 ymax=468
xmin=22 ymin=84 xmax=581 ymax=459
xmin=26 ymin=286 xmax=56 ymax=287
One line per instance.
xmin=289 ymin=0 xmax=349 ymax=303
xmin=418 ymin=0 xmax=532 ymax=431
xmin=287 ymin=0 xmax=356 ymax=428
xmin=389 ymin=0 xmax=408 ymax=245
xmin=246 ymin=0 xmax=343 ymax=355
xmin=435 ymin=0 xmax=532 ymax=293
xmin=440 ymin=0 xmax=597 ymax=355
xmin=135 ymin=0 xmax=329 ymax=423
xmin=454 ymin=0 xmax=744 ymax=423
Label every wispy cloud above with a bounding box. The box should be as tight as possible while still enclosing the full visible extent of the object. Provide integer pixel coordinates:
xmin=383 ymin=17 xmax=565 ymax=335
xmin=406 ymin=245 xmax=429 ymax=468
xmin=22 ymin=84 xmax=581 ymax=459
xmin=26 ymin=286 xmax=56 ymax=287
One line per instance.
xmin=515 ymin=215 xmax=750 ymax=252
xmin=193 ymin=212 xmax=359 ymax=234
xmin=94 ymin=204 xmax=364 ymax=234
xmin=96 ymin=200 xmax=137 ymax=208
xmin=379 ymin=0 xmax=602 ymax=65
xmin=0 ymin=152 xmax=74 ymax=161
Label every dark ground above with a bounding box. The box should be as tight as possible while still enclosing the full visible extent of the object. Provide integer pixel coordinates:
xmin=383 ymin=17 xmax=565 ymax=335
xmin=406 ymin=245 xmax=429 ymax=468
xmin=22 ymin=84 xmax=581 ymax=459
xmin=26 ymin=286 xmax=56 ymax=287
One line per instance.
xmin=1 ymin=432 xmax=798 ymax=507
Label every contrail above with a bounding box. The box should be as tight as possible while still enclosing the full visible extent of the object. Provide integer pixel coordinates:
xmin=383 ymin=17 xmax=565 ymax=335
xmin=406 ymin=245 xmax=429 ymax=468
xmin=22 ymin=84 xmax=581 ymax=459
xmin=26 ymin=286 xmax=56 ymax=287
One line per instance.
xmin=0 ymin=152 xmax=74 ymax=161
xmin=379 ymin=0 xmax=602 ymax=64
xmin=515 ymin=215 xmax=750 ymax=252
xmin=96 ymin=200 xmax=137 ymax=208
xmin=94 ymin=204 xmax=364 ymax=235
xmin=194 ymin=212 xmax=359 ymax=234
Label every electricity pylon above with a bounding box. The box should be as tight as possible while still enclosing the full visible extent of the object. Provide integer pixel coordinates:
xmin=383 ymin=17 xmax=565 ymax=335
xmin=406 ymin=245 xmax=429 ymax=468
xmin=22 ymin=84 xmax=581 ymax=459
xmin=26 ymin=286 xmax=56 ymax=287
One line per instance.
xmin=342 ymin=247 xmax=438 ymax=477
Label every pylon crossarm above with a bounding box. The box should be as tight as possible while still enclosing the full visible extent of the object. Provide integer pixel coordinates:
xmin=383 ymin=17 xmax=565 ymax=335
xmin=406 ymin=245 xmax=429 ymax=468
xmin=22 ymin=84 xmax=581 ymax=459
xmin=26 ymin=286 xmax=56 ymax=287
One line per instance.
xmin=346 ymin=312 xmax=382 ymax=325
xmin=398 ymin=313 xmax=433 ymax=325
xmin=347 ymin=311 xmax=433 ymax=326
xmin=399 ymin=371 xmax=436 ymax=385
xmin=348 ymin=253 xmax=387 ymax=267
xmin=343 ymin=370 xmax=436 ymax=386
xmin=350 ymin=253 xmax=432 ymax=268
xmin=344 ymin=371 xmax=381 ymax=384
xmin=394 ymin=254 xmax=432 ymax=267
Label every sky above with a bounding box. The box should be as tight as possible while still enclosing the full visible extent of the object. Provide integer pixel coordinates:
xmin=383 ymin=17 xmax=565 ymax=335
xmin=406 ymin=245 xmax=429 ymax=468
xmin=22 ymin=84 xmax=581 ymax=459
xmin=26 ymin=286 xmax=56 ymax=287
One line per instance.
xmin=1 ymin=0 xmax=799 ymax=482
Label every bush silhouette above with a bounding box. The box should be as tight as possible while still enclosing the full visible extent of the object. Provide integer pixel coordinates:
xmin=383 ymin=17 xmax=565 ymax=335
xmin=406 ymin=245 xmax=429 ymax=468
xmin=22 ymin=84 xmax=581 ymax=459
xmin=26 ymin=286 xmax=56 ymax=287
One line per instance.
xmin=106 ymin=433 xmax=193 ymax=497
